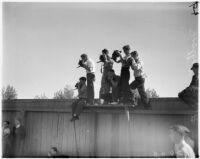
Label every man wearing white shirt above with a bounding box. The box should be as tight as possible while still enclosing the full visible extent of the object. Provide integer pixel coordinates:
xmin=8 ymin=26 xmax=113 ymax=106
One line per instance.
xmin=130 ymin=51 xmax=150 ymax=108
xmin=80 ymin=54 xmax=95 ymax=104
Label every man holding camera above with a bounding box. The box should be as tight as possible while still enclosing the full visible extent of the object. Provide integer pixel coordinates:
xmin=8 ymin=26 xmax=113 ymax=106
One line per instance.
xmin=99 ymin=49 xmax=113 ymax=104
xmin=116 ymin=45 xmax=133 ymax=104
xmin=71 ymin=77 xmax=87 ymax=121
xmin=79 ymin=54 xmax=95 ymax=105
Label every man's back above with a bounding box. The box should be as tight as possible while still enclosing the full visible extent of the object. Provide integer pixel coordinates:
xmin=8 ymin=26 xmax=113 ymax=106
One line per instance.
xmin=174 ymin=141 xmax=195 ymax=158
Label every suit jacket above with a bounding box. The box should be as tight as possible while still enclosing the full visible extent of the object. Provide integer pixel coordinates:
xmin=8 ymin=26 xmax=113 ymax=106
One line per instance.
xmin=13 ymin=125 xmax=25 ymax=141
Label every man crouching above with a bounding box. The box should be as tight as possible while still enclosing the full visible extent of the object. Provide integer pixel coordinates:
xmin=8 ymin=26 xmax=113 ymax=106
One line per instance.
xmin=70 ymin=77 xmax=87 ymax=122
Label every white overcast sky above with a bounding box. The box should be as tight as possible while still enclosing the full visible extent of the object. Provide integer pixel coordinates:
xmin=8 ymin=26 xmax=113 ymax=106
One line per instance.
xmin=2 ymin=2 xmax=198 ymax=98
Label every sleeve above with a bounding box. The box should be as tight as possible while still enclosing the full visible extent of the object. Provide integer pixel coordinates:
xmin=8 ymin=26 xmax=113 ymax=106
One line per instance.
xmin=131 ymin=59 xmax=143 ymax=70
xmin=86 ymin=60 xmax=94 ymax=72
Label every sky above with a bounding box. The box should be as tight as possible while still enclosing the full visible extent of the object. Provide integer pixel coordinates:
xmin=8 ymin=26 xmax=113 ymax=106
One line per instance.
xmin=2 ymin=2 xmax=198 ymax=99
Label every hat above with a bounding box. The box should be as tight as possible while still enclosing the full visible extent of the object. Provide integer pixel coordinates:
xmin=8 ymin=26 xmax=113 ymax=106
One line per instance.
xmin=79 ymin=77 xmax=86 ymax=81
xmin=123 ymin=45 xmax=130 ymax=51
xmin=191 ymin=63 xmax=198 ymax=70
xmin=171 ymin=125 xmax=190 ymax=136
xmin=102 ymin=49 xmax=108 ymax=54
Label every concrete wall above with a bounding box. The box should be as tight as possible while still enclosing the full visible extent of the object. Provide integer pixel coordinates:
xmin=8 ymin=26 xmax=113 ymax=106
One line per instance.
xmin=2 ymin=98 xmax=198 ymax=157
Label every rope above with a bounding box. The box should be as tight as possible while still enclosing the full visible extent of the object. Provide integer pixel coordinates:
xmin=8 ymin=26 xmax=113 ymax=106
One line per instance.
xmin=73 ymin=121 xmax=79 ymax=157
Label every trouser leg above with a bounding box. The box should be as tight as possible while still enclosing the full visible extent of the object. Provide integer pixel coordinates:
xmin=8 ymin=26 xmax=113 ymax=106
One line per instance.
xmin=72 ymin=100 xmax=79 ymax=116
xmin=87 ymin=73 xmax=95 ymax=104
xmin=120 ymin=67 xmax=131 ymax=103
xmin=138 ymin=82 xmax=149 ymax=106
xmin=74 ymin=99 xmax=86 ymax=117
xmin=130 ymin=77 xmax=149 ymax=106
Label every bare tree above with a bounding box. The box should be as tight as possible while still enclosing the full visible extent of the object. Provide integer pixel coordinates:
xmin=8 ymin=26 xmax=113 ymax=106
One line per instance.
xmin=53 ymin=85 xmax=74 ymax=99
xmin=34 ymin=93 xmax=48 ymax=99
xmin=2 ymin=85 xmax=18 ymax=100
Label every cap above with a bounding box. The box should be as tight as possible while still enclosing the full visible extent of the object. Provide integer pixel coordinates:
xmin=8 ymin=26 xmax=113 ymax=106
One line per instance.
xmin=102 ymin=49 xmax=108 ymax=54
xmin=123 ymin=45 xmax=130 ymax=51
xmin=191 ymin=63 xmax=198 ymax=70
xmin=170 ymin=125 xmax=190 ymax=136
xmin=79 ymin=77 xmax=87 ymax=81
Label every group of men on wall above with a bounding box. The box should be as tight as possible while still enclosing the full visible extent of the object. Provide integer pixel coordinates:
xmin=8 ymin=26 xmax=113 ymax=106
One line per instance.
xmin=71 ymin=45 xmax=152 ymax=121
xmin=71 ymin=44 xmax=198 ymax=121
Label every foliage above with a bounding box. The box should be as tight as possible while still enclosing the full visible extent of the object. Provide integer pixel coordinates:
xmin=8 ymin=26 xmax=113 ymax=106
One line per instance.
xmin=34 ymin=93 xmax=48 ymax=99
xmin=2 ymin=85 xmax=18 ymax=100
xmin=53 ymin=85 xmax=74 ymax=99
xmin=146 ymin=88 xmax=159 ymax=98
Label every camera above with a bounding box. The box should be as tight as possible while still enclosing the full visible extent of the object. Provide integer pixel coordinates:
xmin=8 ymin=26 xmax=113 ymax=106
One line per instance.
xmin=75 ymin=82 xmax=80 ymax=88
xmin=112 ymin=50 xmax=122 ymax=62
xmin=77 ymin=60 xmax=84 ymax=68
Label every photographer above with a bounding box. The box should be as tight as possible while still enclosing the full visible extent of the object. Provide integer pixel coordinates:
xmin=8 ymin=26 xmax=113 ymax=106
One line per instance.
xmin=99 ymin=49 xmax=113 ymax=104
xmin=113 ymin=45 xmax=133 ymax=104
xmin=70 ymin=77 xmax=87 ymax=122
xmin=78 ymin=54 xmax=95 ymax=105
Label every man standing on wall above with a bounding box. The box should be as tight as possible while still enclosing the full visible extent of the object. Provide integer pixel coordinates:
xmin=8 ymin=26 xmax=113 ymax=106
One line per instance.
xmin=79 ymin=54 xmax=95 ymax=105
xmin=129 ymin=51 xmax=151 ymax=109
xmin=116 ymin=45 xmax=133 ymax=104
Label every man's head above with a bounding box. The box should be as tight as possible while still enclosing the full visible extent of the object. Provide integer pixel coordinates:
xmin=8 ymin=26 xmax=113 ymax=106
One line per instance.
xmin=123 ymin=45 xmax=131 ymax=55
xmin=131 ymin=51 xmax=139 ymax=60
xmin=49 ymin=147 xmax=58 ymax=156
xmin=79 ymin=77 xmax=87 ymax=85
xmin=102 ymin=49 xmax=109 ymax=55
xmin=81 ymin=54 xmax=88 ymax=62
xmin=14 ymin=118 xmax=21 ymax=126
xmin=191 ymin=63 xmax=198 ymax=75
xmin=170 ymin=125 xmax=190 ymax=144
xmin=3 ymin=121 xmax=10 ymax=128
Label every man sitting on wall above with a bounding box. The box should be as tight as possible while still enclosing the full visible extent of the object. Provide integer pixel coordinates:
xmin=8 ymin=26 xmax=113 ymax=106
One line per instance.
xmin=178 ymin=63 xmax=198 ymax=109
xmin=169 ymin=125 xmax=195 ymax=158
xmin=70 ymin=77 xmax=87 ymax=122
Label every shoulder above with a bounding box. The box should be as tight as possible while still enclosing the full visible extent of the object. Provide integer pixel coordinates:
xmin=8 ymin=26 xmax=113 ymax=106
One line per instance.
xmin=137 ymin=58 xmax=143 ymax=64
